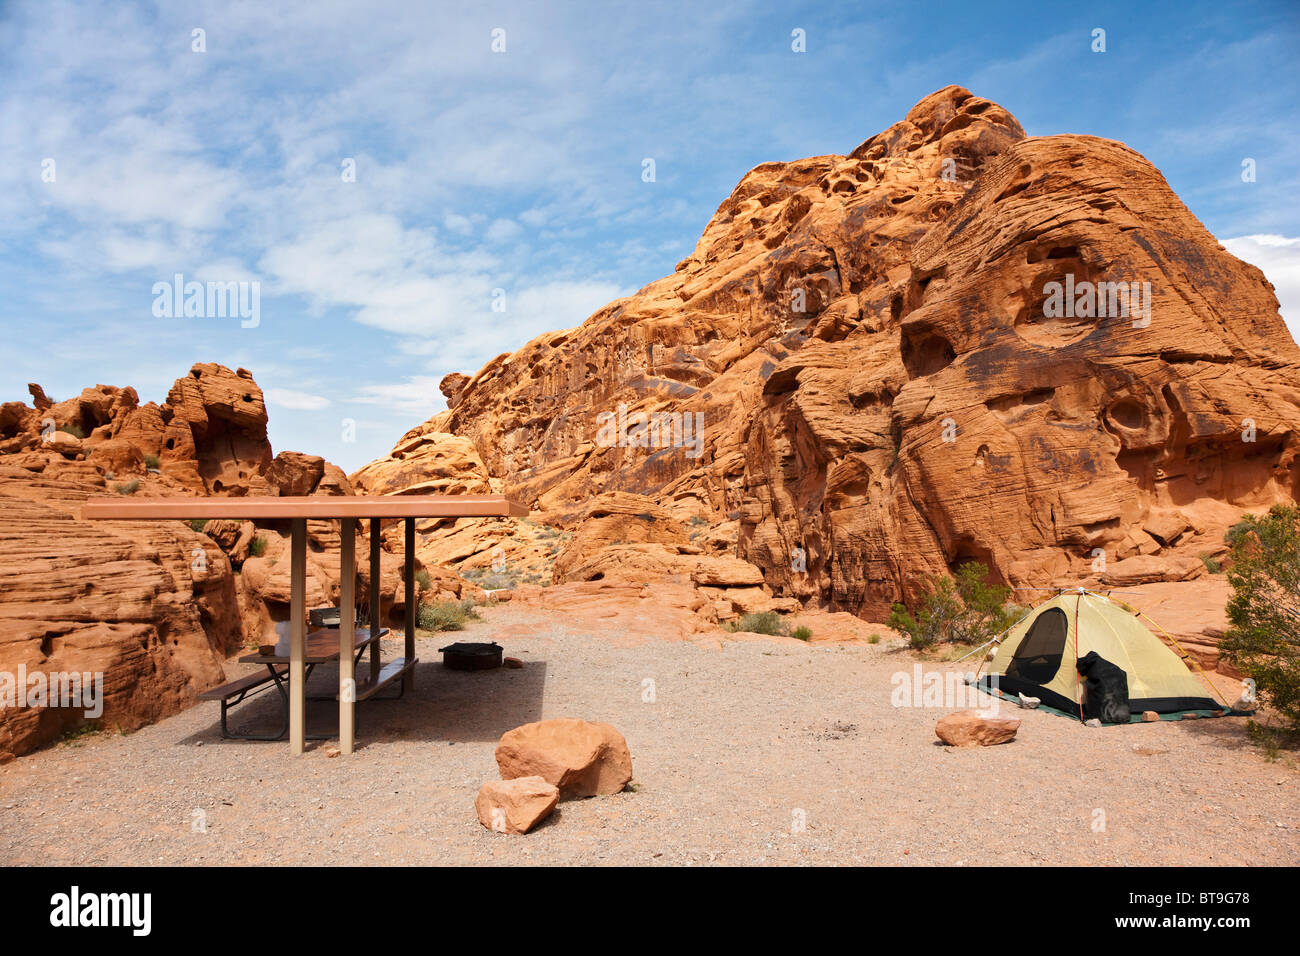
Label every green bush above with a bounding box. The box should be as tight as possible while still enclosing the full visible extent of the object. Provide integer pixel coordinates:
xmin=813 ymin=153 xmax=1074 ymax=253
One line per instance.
xmin=248 ymin=536 xmax=268 ymax=558
xmin=1222 ymin=506 xmax=1300 ymax=734
xmin=725 ymin=610 xmax=790 ymax=636
xmin=113 ymin=479 xmax=140 ymax=495
xmin=461 ymin=566 xmax=517 ymax=590
xmin=189 ymin=518 xmax=208 ymax=532
xmin=58 ymin=422 xmax=86 ymax=439
xmin=1225 ymin=519 xmax=1254 ymax=548
xmin=417 ymin=598 xmax=481 ymax=632
xmin=143 ymin=453 xmax=161 ymax=469
xmin=415 ymin=569 xmax=432 ymax=591
xmin=887 ymin=561 xmax=1021 ymax=650
xmin=868 ymin=633 xmax=881 ymax=644
xmin=791 ymin=625 xmax=812 ymax=641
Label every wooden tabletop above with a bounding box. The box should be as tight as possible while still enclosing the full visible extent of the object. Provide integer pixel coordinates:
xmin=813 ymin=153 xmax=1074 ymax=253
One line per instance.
xmin=237 ymin=627 xmax=388 ymax=664
xmin=81 ymin=493 xmax=528 ymax=521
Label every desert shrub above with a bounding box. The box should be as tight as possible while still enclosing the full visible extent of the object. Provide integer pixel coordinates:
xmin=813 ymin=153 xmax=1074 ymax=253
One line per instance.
xmin=461 ymin=566 xmax=517 ymax=590
xmin=1225 ymin=519 xmax=1254 ymax=548
xmin=417 ymin=598 xmax=481 ymax=632
xmin=1222 ymin=505 xmax=1300 ymax=734
xmin=415 ymin=569 xmax=432 ymax=591
xmin=725 ymin=610 xmax=790 ymax=636
xmin=248 ymin=536 xmax=268 ymax=558
xmin=189 ymin=519 xmax=207 ymax=532
xmin=113 ymin=479 xmax=140 ymax=495
xmin=868 ymin=633 xmax=881 ymax=644
xmin=143 ymin=453 xmax=161 ymax=470
xmin=888 ymin=561 xmax=1021 ymax=650
xmin=1200 ymin=554 xmax=1222 ymax=574
xmin=58 ymin=423 xmax=86 ymax=439
xmin=791 ymin=625 xmax=812 ymax=641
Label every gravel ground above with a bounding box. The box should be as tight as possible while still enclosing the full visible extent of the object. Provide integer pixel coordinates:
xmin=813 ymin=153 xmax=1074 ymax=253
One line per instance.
xmin=1 ymin=603 xmax=1296 ymax=866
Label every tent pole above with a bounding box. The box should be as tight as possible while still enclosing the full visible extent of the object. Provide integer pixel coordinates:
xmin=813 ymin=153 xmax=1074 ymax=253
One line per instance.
xmin=1072 ymin=591 xmax=1084 ymax=721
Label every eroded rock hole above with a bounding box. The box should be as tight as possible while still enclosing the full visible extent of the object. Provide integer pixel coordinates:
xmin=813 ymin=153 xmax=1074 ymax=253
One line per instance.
xmin=1109 ymin=398 xmax=1146 ymax=430
xmin=1012 ymin=274 xmax=1101 ymax=347
xmin=902 ymin=331 xmax=956 ymax=378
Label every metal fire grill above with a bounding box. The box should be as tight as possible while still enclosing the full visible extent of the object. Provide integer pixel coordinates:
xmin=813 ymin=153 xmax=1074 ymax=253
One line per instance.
xmin=438 ymin=641 xmax=503 ymax=671
xmin=309 ymin=606 xmax=341 ymax=629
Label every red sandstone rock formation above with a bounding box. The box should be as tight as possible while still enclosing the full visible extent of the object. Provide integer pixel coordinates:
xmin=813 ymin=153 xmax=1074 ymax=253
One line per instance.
xmin=359 ymin=85 xmax=1300 ymax=630
xmin=0 ymin=363 xmax=442 ymax=757
xmin=0 ymin=466 xmax=241 ymax=758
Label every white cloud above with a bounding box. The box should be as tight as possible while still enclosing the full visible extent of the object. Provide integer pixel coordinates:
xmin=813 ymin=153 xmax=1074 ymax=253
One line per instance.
xmin=351 ymin=376 xmax=446 ymax=416
xmin=1220 ymin=234 xmax=1300 ymax=338
xmin=484 ymin=218 xmax=524 ymax=243
xmin=444 ymin=213 xmax=473 ymax=234
xmin=266 ymin=388 xmax=332 ymax=410
xmin=512 ymin=280 xmax=628 ymax=333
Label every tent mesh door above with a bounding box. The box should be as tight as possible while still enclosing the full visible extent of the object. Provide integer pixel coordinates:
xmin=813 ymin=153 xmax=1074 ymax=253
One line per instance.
xmin=1006 ymin=607 xmax=1069 ymax=684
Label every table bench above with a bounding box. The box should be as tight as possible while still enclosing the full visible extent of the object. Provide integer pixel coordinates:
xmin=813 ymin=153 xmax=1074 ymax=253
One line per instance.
xmin=345 ymin=657 xmax=418 ymax=702
xmin=199 ymin=667 xmax=288 ymax=740
xmin=203 ymin=627 xmax=388 ymax=740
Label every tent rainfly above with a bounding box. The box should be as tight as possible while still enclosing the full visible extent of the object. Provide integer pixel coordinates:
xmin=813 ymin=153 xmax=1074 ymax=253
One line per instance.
xmin=977 ymin=590 xmax=1223 ymax=722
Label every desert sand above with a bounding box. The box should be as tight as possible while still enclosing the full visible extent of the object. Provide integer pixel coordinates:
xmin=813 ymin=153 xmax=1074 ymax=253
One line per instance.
xmin=1 ymin=603 xmax=1294 ymax=867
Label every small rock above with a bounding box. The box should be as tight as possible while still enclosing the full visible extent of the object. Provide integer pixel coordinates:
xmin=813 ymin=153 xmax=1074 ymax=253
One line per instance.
xmin=504 ymin=656 xmax=524 ymax=669
xmin=475 ymin=776 xmax=558 ymax=834
xmin=1084 ymin=718 xmax=1102 ymax=728
xmin=324 ymin=747 xmax=340 ymax=758
xmin=1142 ymin=711 xmax=1159 ymax=722
xmin=935 ymin=710 xmax=1020 ymax=747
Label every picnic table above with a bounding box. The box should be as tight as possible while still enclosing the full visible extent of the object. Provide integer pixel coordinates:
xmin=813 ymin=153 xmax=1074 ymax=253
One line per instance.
xmin=82 ymin=494 xmax=527 ymax=755
xmin=199 ymin=626 xmax=388 ymax=741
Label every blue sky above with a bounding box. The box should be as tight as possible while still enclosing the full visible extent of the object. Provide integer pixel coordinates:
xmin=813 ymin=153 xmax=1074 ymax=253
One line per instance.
xmin=2 ymin=0 xmax=1297 ymax=472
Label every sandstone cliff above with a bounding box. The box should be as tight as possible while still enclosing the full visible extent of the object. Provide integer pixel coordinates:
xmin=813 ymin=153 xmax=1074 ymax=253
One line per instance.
xmin=0 ymin=363 xmax=451 ymax=758
xmin=359 ymin=85 xmax=1300 ymax=622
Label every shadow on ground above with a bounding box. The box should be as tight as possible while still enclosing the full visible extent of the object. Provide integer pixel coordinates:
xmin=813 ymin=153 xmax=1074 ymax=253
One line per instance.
xmin=177 ymin=657 xmax=548 ymax=750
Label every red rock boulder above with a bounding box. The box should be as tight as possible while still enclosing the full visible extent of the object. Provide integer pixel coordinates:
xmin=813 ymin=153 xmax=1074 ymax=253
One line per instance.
xmin=495 ymin=718 xmax=633 ymax=798
xmin=475 ymin=776 xmax=559 ymax=834
xmin=935 ymin=710 xmax=1021 ymax=747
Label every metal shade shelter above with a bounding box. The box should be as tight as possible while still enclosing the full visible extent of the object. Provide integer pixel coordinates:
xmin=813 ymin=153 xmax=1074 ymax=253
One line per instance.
xmin=83 ymin=494 xmax=528 ymax=755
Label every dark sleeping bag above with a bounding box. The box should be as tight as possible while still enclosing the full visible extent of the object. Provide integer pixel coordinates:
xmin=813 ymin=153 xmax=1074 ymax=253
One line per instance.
xmin=1076 ymin=651 xmax=1131 ymax=724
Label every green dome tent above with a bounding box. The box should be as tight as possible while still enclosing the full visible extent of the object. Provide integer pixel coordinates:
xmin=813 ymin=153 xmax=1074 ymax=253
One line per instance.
xmin=976 ymin=589 xmax=1225 ymax=722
